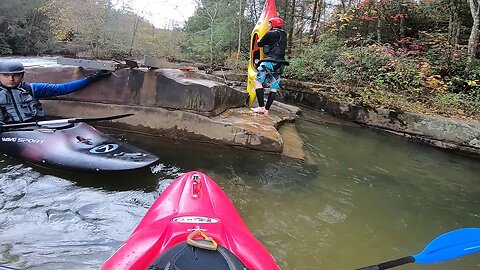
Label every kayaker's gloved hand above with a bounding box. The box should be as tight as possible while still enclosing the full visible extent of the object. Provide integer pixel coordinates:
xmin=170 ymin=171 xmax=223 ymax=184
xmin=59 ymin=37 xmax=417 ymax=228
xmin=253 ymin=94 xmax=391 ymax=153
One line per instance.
xmin=88 ymin=70 xmax=112 ymax=83
xmin=254 ymin=59 xmax=260 ymax=68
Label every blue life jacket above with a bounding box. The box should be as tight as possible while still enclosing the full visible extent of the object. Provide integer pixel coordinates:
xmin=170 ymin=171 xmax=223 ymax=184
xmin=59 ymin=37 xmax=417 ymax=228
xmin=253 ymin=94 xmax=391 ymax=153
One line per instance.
xmin=0 ymin=82 xmax=45 ymax=123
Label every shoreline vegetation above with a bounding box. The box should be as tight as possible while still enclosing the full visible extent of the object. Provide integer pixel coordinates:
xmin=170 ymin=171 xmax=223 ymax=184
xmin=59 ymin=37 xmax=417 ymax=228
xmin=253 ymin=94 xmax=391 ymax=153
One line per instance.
xmin=0 ymin=0 xmax=478 ymax=122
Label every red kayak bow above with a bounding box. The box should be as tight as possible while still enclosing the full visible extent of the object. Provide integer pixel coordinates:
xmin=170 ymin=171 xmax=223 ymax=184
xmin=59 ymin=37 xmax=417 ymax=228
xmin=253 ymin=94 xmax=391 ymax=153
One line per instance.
xmin=102 ymin=171 xmax=280 ymax=270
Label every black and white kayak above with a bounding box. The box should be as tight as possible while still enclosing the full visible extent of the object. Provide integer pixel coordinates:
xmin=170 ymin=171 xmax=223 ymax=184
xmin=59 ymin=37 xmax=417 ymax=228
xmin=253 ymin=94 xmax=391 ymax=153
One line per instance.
xmin=0 ymin=115 xmax=159 ymax=172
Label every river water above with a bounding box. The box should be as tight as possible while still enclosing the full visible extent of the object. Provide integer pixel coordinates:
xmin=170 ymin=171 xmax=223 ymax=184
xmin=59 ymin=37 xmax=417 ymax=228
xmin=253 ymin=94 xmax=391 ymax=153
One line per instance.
xmin=0 ymin=113 xmax=479 ymax=270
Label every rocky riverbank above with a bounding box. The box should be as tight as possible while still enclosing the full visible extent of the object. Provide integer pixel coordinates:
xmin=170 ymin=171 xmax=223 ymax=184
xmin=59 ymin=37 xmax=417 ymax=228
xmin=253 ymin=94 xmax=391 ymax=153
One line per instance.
xmin=215 ymin=71 xmax=480 ymax=158
xmin=14 ymin=55 xmax=480 ymax=159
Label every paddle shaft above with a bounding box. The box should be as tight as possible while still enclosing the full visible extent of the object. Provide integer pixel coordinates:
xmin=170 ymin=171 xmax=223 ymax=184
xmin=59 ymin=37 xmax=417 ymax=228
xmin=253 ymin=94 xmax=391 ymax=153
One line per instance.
xmin=0 ymin=113 xmax=133 ymax=130
xmin=356 ymin=256 xmax=415 ymax=270
xmin=0 ymin=265 xmax=19 ymax=270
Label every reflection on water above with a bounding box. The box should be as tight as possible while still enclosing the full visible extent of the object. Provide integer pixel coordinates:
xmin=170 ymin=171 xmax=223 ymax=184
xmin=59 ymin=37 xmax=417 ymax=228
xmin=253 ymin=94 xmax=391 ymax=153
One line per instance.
xmin=0 ymin=118 xmax=479 ymax=269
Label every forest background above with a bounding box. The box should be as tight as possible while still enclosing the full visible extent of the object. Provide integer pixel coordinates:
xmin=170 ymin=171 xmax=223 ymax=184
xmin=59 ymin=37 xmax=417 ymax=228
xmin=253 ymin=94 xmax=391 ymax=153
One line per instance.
xmin=0 ymin=0 xmax=479 ymax=120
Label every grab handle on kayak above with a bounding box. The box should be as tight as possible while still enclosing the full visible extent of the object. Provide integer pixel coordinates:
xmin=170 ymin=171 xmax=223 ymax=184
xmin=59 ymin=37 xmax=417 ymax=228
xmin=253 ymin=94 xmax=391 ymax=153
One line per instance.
xmin=187 ymin=230 xmax=218 ymax=251
xmin=192 ymin=180 xmax=201 ymax=198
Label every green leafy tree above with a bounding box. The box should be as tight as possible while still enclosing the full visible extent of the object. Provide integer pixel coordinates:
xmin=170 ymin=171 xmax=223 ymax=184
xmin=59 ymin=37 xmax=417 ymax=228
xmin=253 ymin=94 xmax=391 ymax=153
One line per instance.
xmin=41 ymin=0 xmax=118 ymax=57
xmin=0 ymin=0 xmax=53 ymax=55
xmin=183 ymin=0 xmax=252 ymax=65
xmin=40 ymin=0 xmax=186 ymax=59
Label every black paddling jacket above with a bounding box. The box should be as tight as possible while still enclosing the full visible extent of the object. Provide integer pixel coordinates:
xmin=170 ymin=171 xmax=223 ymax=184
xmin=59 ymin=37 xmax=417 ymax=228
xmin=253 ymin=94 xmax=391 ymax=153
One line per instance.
xmin=257 ymin=28 xmax=287 ymax=60
xmin=0 ymin=82 xmax=44 ymax=123
xmin=0 ymin=78 xmax=91 ymax=123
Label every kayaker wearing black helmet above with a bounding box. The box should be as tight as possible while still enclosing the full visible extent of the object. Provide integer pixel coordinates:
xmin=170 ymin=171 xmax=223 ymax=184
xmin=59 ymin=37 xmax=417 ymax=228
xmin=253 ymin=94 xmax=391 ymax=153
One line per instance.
xmin=0 ymin=59 xmax=111 ymax=124
xmin=251 ymin=16 xmax=287 ymax=116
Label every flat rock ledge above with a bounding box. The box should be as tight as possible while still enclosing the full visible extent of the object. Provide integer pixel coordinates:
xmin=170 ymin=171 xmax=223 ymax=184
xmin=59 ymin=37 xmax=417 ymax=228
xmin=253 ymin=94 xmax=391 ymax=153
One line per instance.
xmin=42 ymin=100 xmax=300 ymax=153
xmin=25 ymin=66 xmax=302 ymax=154
xmin=282 ymin=85 xmax=480 ymax=157
xmin=203 ymin=70 xmax=480 ymax=157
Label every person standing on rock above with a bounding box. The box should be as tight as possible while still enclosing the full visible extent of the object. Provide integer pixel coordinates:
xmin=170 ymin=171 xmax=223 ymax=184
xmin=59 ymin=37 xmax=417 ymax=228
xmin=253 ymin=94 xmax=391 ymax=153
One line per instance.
xmin=251 ymin=16 xmax=288 ymax=116
xmin=0 ymin=59 xmax=111 ymax=124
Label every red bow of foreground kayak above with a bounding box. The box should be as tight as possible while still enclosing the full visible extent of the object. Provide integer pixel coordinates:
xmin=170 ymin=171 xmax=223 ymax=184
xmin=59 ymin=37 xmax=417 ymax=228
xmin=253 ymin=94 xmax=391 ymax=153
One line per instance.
xmin=102 ymin=171 xmax=280 ymax=270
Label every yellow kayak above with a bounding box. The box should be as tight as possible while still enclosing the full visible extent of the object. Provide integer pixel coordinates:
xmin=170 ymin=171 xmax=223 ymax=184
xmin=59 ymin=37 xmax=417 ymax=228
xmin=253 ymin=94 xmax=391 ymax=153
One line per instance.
xmin=246 ymin=0 xmax=279 ymax=106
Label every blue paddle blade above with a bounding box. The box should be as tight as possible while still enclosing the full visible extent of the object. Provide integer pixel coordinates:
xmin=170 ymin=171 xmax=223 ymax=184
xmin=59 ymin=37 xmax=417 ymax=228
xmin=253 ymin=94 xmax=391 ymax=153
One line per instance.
xmin=413 ymin=228 xmax=480 ymax=264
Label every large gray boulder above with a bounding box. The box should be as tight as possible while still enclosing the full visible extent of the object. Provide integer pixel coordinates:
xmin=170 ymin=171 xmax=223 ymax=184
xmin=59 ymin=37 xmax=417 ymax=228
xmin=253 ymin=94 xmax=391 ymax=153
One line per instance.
xmin=25 ymin=67 xmax=248 ymax=116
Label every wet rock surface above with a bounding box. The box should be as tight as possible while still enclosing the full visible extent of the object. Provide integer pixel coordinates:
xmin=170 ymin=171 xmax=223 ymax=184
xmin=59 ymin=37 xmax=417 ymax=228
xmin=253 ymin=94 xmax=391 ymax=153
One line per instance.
xmin=24 ymin=65 xmax=303 ymax=155
xmin=26 ymin=67 xmax=247 ymax=117
xmin=208 ymin=70 xmax=480 ymax=157
xmin=41 ymin=100 xmax=300 ymax=153
xmin=281 ymin=85 xmax=480 ymax=157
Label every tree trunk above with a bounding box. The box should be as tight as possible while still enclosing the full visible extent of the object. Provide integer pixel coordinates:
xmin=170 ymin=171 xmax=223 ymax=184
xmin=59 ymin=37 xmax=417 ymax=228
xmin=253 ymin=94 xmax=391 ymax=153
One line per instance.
xmin=201 ymin=2 xmax=219 ymax=65
xmin=282 ymin=0 xmax=289 ymax=26
xmin=287 ymin=0 xmax=296 ymax=55
xmin=312 ymin=0 xmax=325 ymax=44
xmin=129 ymin=17 xmax=140 ymax=56
xmin=236 ymin=0 xmax=242 ymax=68
xmin=467 ymin=0 xmax=480 ymax=67
xmin=250 ymin=0 xmax=258 ymax=22
xmin=297 ymin=2 xmax=306 ymax=38
xmin=376 ymin=11 xmax=382 ymax=43
xmin=309 ymin=0 xmax=319 ymax=42
xmin=398 ymin=0 xmax=405 ymax=37
xmin=448 ymin=0 xmax=461 ymax=45
xmin=454 ymin=15 xmax=461 ymax=45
